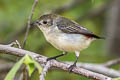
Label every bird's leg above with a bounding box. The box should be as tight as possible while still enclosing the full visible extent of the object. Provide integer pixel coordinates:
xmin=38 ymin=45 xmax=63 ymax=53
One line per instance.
xmin=47 ymin=52 xmax=67 ymax=61
xmin=68 ymin=51 xmax=79 ymax=72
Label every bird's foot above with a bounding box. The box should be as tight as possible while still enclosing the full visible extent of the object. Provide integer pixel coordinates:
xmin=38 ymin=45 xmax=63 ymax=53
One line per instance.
xmin=47 ymin=57 xmax=57 ymax=61
xmin=68 ymin=64 xmax=76 ymax=73
xmin=47 ymin=53 xmax=66 ymax=61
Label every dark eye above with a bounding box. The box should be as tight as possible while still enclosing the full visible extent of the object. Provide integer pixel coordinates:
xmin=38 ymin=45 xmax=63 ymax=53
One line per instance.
xmin=43 ymin=21 xmax=47 ymax=24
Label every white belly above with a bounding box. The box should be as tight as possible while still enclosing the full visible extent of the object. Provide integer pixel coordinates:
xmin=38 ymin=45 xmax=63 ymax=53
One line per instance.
xmin=45 ymin=32 xmax=94 ymax=52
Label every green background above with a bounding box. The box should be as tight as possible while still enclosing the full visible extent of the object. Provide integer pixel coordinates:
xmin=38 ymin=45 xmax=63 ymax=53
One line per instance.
xmin=0 ymin=0 xmax=118 ymax=80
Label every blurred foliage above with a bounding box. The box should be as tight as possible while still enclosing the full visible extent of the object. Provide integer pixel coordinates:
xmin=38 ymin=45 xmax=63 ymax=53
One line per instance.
xmin=0 ymin=0 xmax=117 ymax=80
xmin=5 ymin=54 xmax=42 ymax=80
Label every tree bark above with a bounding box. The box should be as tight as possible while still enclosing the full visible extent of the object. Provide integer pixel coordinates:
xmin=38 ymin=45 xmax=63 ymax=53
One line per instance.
xmin=105 ymin=0 xmax=120 ymax=56
xmin=0 ymin=44 xmax=112 ymax=80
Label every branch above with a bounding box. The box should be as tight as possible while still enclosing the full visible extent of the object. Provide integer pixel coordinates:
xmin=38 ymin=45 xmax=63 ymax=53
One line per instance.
xmin=67 ymin=62 xmax=120 ymax=78
xmin=8 ymin=40 xmax=21 ymax=48
xmin=0 ymin=44 xmax=112 ymax=80
xmin=22 ymin=0 xmax=38 ymax=48
xmin=1 ymin=61 xmax=119 ymax=78
xmin=40 ymin=61 xmax=51 ymax=80
xmin=103 ymin=58 xmax=120 ymax=67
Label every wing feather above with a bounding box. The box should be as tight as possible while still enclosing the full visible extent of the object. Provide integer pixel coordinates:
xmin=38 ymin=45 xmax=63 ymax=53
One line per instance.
xmin=56 ymin=17 xmax=102 ymax=39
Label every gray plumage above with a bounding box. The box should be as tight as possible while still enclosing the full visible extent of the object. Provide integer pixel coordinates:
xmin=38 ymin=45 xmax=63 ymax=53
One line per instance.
xmin=56 ymin=16 xmax=102 ymax=39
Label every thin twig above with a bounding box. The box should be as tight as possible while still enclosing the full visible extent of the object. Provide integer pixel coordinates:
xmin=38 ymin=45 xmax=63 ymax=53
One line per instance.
xmin=40 ymin=61 xmax=51 ymax=80
xmin=22 ymin=0 xmax=38 ymax=48
xmin=22 ymin=0 xmax=38 ymax=79
xmin=0 ymin=44 xmax=112 ymax=80
xmin=104 ymin=58 xmax=120 ymax=67
xmin=15 ymin=40 xmax=21 ymax=49
xmin=7 ymin=40 xmax=21 ymax=48
xmin=23 ymin=65 xmax=28 ymax=80
xmin=8 ymin=42 xmax=16 ymax=47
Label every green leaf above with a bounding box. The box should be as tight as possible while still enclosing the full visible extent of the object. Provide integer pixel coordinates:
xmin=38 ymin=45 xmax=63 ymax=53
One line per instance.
xmin=23 ymin=54 xmax=42 ymax=76
xmin=29 ymin=70 xmax=40 ymax=80
xmin=5 ymin=54 xmax=42 ymax=80
xmin=5 ymin=56 xmax=25 ymax=80
xmin=24 ymin=54 xmax=34 ymax=65
xmin=26 ymin=63 xmax=35 ymax=76
xmin=34 ymin=61 xmax=42 ymax=74
xmin=23 ymin=54 xmax=35 ymax=76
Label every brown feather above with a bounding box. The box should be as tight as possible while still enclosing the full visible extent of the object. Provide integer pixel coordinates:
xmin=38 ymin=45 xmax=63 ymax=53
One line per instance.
xmin=56 ymin=16 xmax=103 ymax=39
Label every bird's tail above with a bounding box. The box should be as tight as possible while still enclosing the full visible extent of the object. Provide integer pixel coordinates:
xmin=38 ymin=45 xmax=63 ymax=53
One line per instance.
xmin=89 ymin=34 xmax=105 ymax=39
xmin=93 ymin=35 xmax=105 ymax=39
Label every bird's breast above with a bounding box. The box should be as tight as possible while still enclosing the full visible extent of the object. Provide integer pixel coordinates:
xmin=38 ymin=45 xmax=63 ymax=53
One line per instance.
xmin=44 ymin=32 xmax=94 ymax=52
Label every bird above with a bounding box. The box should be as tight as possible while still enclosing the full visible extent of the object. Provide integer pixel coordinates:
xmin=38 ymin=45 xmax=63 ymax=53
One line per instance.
xmin=32 ymin=13 xmax=104 ymax=72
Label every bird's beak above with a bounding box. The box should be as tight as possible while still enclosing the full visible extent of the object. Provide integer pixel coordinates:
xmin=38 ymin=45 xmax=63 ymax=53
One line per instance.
xmin=30 ymin=21 xmax=41 ymax=26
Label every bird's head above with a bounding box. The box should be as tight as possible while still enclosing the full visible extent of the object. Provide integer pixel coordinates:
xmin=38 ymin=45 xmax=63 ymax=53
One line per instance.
xmin=32 ymin=14 xmax=58 ymax=32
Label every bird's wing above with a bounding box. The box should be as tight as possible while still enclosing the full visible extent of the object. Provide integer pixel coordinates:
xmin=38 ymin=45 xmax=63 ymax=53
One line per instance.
xmin=56 ymin=17 xmax=102 ymax=39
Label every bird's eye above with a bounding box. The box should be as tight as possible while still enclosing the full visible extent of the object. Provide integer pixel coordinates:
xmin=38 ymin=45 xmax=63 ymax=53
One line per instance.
xmin=43 ymin=21 xmax=47 ymax=24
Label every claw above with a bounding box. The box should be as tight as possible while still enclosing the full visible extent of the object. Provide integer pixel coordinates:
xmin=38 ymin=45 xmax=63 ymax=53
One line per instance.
xmin=68 ymin=64 xmax=76 ymax=73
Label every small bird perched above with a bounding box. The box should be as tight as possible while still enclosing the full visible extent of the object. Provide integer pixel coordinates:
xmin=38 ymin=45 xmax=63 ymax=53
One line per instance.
xmin=32 ymin=13 xmax=104 ymax=72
